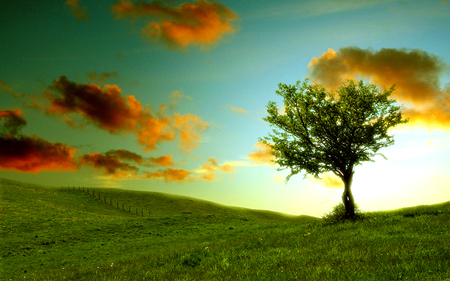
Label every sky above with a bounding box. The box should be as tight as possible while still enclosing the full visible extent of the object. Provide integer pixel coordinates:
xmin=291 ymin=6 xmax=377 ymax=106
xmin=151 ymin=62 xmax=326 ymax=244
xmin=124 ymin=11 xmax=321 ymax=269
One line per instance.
xmin=1 ymin=0 xmax=449 ymax=217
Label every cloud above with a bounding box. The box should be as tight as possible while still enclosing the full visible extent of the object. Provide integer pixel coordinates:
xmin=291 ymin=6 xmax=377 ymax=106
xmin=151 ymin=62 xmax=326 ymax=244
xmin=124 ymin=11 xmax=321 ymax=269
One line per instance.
xmin=273 ymin=175 xmax=285 ymax=183
xmin=38 ymin=76 xmax=142 ymax=133
xmin=198 ymin=157 xmax=235 ymax=181
xmin=136 ymin=105 xmax=176 ymax=152
xmin=0 ymin=80 xmax=24 ymax=98
xmin=308 ymin=46 xmax=450 ymax=130
xmin=307 ymin=173 xmax=343 ymax=188
xmin=0 ymin=109 xmax=27 ymax=136
xmin=200 ymin=157 xmax=234 ymax=173
xmin=0 ymin=137 xmax=77 ymax=173
xmin=169 ymin=90 xmax=193 ymax=110
xmin=79 ymin=152 xmax=139 ymax=179
xmin=33 ymin=76 xmax=209 ymax=152
xmin=66 ymin=0 xmax=90 ymax=21
xmin=248 ymin=142 xmax=275 ymax=166
xmin=86 ymin=71 xmax=119 ymax=83
xmin=0 ymin=109 xmax=77 ymax=173
xmin=143 ymin=168 xmax=191 ymax=182
xmin=30 ymin=77 xmax=209 ymax=153
xmin=111 ymin=0 xmax=239 ymax=50
xmin=173 ymin=113 xmax=209 ymax=152
xmin=228 ymin=104 xmax=249 ymax=114
xmin=79 ymin=149 xmax=176 ymax=178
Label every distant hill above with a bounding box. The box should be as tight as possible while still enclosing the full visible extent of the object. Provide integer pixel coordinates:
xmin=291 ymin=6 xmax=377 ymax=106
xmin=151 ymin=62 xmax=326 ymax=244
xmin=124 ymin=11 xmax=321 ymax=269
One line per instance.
xmin=0 ymin=177 xmax=318 ymax=222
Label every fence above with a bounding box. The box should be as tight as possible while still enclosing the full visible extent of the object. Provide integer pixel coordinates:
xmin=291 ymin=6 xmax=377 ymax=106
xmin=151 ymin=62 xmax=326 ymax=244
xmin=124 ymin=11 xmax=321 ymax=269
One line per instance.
xmin=64 ymin=185 xmax=150 ymax=217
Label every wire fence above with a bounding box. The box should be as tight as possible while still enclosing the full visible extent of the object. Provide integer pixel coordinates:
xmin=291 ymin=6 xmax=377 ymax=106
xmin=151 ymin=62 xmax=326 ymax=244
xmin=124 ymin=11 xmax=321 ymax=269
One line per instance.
xmin=64 ymin=186 xmax=150 ymax=217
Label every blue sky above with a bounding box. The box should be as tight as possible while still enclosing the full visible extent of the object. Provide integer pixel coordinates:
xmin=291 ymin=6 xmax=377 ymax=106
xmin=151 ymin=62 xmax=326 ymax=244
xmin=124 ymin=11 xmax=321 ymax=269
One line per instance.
xmin=1 ymin=0 xmax=449 ymax=217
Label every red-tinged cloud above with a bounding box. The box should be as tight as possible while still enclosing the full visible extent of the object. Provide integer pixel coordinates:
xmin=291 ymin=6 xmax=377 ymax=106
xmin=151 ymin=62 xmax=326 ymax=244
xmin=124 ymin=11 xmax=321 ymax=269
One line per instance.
xmin=41 ymin=76 xmax=142 ymax=133
xmin=36 ymin=76 xmax=182 ymax=151
xmin=0 ymin=109 xmax=27 ymax=136
xmin=36 ymin=76 xmax=208 ymax=152
xmin=0 ymin=136 xmax=77 ymax=173
xmin=111 ymin=0 xmax=239 ymax=49
xmin=104 ymin=148 xmax=144 ymax=164
xmin=86 ymin=71 xmax=118 ymax=83
xmin=79 ymin=149 xmax=177 ymax=178
xmin=173 ymin=113 xmax=209 ymax=152
xmin=66 ymin=0 xmax=90 ymax=21
xmin=79 ymin=152 xmax=139 ymax=179
xmin=0 ymin=109 xmax=77 ymax=173
xmin=248 ymin=142 xmax=275 ymax=166
xmin=106 ymin=148 xmax=177 ymax=166
xmin=144 ymin=168 xmax=191 ymax=182
xmin=308 ymin=47 xmax=450 ymax=130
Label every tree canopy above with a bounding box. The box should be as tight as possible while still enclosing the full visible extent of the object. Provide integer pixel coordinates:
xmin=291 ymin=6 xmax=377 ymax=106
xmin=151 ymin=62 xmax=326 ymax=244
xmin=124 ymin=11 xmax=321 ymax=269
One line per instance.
xmin=262 ymin=79 xmax=408 ymax=218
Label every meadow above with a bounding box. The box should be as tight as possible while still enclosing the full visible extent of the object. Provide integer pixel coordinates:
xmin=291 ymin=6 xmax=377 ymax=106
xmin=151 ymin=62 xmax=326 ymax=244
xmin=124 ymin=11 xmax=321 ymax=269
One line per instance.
xmin=1 ymin=177 xmax=449 ymax=280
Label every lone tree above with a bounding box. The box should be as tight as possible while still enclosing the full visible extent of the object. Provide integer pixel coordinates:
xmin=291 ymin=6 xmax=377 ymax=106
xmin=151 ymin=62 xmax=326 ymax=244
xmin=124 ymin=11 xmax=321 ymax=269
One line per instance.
xmin=262 ymin=79 xmax=408 ymax=219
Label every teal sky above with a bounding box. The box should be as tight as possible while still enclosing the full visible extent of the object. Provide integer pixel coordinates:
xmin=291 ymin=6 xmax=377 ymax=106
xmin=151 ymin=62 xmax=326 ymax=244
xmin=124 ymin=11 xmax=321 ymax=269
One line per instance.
xmin=1 ymin=0 xmax=449 ymax=217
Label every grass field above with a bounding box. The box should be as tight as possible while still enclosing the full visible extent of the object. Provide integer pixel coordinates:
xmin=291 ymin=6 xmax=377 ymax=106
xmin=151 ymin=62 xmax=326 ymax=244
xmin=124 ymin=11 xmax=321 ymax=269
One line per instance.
xmin=1 ymin=177 xmax=449 ymax=280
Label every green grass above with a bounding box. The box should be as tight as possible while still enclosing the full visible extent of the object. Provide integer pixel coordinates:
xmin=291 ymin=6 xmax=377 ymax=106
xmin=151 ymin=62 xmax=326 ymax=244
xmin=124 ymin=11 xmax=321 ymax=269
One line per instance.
xmin=1 ymin=178 xmax=449 ymax=280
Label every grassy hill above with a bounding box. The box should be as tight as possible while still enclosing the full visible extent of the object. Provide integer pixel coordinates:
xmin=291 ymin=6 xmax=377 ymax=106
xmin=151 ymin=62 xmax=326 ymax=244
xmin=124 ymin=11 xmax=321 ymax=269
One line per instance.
xmin=1 ymin=178 xmax=449 ymax=280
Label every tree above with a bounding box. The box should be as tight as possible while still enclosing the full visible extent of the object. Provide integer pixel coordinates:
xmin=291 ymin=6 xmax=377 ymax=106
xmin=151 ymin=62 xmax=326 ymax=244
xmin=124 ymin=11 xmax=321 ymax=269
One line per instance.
xmin=261 ymin=79 xmax=408 ymax=219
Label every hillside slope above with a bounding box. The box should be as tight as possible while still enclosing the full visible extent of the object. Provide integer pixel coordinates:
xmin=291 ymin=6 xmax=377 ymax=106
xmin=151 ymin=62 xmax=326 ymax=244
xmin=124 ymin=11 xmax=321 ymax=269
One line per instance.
xmin=0 ymin=177 xmax=317 ymax=222
xmin=1 ymin=177 xmax=449 ymax=280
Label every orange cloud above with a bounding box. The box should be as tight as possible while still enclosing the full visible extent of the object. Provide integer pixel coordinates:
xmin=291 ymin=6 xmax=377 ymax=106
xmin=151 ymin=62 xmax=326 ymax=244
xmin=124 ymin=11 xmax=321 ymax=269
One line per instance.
xmin=86 ymin=71 xmax=118 ymax=83
xmin=248 ymin=142 xmax=275 ymax=166
xmin=228 ymin=105 xmax=248 ymax=114
xmin=173 ymin=113 xmax=209 ymax=152
xmin=144 ymin=168 xmax=191 ymax=182
xmin=308 ymin=47 xmax=450 ymax=130
xmin=66 ymin=0 xmax=90 ymax=21
xmin=0 ymin=109 xmax=77 ymax=173
xmin=201 ymin=157 xmax=235 ymax=173
xmin=136 ymin=105 xmax=176 ymax=152
xmin=307 ymin=173 xmax=343 ymax=188
xmin=111 ymin=0 xmax=239 ymax=49
xmin=145 ymin=155 xmax=176 ymax=167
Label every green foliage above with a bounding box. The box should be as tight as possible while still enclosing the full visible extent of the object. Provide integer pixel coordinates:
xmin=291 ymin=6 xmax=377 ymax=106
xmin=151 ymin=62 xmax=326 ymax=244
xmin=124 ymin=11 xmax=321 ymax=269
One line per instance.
xmin=2 ymin=178 xmax=450 ymax=280
xmin=262 ymin=79 xmax=408 ymax=181
xmin=322 ymin=203 xmax=364 ymax=225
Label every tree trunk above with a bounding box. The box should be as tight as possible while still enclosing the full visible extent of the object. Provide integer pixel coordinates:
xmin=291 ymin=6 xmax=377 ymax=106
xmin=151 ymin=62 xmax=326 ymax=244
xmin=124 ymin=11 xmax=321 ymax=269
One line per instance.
xmin=342 ymin=172 xmax=355 ymax=219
